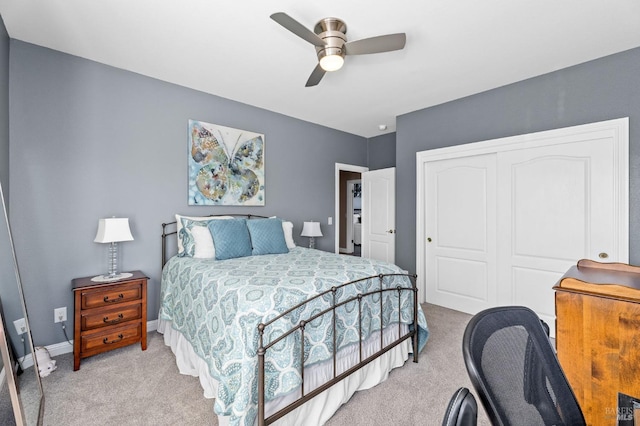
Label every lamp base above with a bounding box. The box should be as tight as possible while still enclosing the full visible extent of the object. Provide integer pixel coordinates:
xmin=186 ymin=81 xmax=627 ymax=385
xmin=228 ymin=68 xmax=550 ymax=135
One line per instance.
xmin=91 ymin=272 xmax=133 ymax=283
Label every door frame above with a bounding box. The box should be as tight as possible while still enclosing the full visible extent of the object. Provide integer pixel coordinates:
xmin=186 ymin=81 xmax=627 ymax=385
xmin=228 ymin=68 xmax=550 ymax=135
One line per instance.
xmin=416 ymin=117 xmax=629 ymax=304
xmin=335 ymin=163 xmax=368 ymax=254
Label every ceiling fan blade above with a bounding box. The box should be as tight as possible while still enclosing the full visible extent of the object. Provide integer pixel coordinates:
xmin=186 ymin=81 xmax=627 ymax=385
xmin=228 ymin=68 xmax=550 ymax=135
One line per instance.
xmin=270 ymin=12 xmax=326 ymax=47
xmin=305 ymin=64 xmax=326 ymax=87
xmin=344 ymin=33 xmax=406 ymax=55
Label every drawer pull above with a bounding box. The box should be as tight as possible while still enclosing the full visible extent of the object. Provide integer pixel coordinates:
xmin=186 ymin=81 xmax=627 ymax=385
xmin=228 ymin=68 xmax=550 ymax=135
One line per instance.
xmin=103 ymin=313 xmax=124 ymax=324
xmin=103 ymin=334 xmax=124 ymax=345
xmin=104 ymin=293 xmax=124 ymax=303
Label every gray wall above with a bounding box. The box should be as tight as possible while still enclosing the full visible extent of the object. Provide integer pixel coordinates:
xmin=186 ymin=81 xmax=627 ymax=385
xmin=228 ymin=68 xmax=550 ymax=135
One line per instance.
xmin=0 ymin=15 xmax=14 ymax=356
xmin=8 ymin=41 xmax=367 ymax=347
xmin=367 ymin=132 xmax=396 ymax=170
xmin=9 ymin=37 xmax=640 ymax=346
xmin=396 ymin=46 xmax=640 ymax=274
xmin=0 ymin=15 xmax=8 ymax=196
xmin=0 ymin=15 xmax=29 ymax=359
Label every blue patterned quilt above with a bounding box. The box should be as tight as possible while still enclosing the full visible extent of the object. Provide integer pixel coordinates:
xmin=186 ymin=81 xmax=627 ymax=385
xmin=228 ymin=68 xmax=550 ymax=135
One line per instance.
xmin=159 ymin=247 xmax=429 ymax=425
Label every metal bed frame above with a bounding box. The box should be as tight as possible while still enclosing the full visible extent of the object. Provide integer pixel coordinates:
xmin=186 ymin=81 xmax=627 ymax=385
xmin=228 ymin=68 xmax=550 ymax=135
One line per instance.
xmin=161 ymin=214 xmax=420 ymax=426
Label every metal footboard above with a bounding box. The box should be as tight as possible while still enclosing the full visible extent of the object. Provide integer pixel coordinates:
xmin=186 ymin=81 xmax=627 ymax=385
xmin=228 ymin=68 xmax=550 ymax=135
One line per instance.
xmin=257 ymin=273 xmax=419 ymax=426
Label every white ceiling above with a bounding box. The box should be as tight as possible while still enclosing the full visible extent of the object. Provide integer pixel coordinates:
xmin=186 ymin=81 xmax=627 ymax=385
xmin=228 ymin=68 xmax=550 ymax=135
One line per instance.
xmin=1 ymin=0 xmax=640 ymax=137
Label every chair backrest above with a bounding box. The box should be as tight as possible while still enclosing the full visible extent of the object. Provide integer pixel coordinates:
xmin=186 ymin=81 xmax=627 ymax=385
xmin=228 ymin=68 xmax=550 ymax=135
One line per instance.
xmin=462 ymin=306 xmax=585 ymax=426
xmin=442 ymin=387 xmax=478 ymax=426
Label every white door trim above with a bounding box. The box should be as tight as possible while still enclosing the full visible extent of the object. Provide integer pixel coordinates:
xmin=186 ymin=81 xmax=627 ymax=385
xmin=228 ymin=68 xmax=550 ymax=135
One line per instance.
xmin=416 ymin=117 xmax=629 ymax=303
xmin=335 ymin=163 xmax=368 ymax=254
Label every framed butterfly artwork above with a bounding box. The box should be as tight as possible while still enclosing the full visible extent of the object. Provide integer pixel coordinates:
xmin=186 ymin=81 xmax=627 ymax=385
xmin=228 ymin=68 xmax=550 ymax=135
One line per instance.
xmin=188 ymin=120 xmax=265 ymax=206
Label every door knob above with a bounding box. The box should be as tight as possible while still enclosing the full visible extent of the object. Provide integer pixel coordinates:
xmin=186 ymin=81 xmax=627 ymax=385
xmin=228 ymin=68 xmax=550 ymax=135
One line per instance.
xmin=598 ymin=252 xmax=609 ymax=259
xmin=427 ymin=237 xmax=432 ymax=242
xmin=386 ymin=229 xmax=395 ymax=234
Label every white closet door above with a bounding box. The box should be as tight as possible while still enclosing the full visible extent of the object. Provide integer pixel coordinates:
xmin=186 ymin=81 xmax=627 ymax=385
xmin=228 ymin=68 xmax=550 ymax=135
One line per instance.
xmin=417 ymin=118 xmax=628 ymax=324
xmin=497 ymin=138 xmax=620 ymax=329
xmin=425 ymin=154 xmax=497 ymax=313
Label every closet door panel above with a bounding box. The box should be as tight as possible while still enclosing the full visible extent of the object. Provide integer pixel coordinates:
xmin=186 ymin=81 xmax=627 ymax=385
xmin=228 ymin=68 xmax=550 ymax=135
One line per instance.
xmin=425 ymin=154 xmax=497 ymax=313
xmin=497 ymin=138 xmax=618 ymax=331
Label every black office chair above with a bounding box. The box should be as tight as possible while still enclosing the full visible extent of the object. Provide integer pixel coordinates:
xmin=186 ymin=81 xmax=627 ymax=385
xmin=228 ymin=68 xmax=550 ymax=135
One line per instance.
xmin=462 ymin=306 xmax=585 ymax=426
xmin=442 ymin=387 xmax=478 ymax=426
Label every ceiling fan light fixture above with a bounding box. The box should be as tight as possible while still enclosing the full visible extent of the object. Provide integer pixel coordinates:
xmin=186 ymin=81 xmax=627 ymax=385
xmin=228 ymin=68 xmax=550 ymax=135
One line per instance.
xmin=270 ymin=13 xmax=407 ymax=86
xmin=319 ymin=54 xmax=344 ymax=72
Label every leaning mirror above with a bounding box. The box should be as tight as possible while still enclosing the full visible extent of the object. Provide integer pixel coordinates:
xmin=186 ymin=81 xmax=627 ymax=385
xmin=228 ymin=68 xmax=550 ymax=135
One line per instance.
xmin=0 ymin=182 xmax=44 ymax=425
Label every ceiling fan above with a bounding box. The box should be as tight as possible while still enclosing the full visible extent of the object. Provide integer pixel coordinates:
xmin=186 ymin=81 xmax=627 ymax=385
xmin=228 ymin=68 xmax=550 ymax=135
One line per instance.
xmin=270 ymin=12 xmax=406 ymax=87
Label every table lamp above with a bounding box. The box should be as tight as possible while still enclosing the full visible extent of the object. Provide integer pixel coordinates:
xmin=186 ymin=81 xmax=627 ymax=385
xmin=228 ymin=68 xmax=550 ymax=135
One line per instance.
xmin=301 ymin=221 xmax=322 ymax=249
xmin=92 ymin=217 xmax=134 ymax=282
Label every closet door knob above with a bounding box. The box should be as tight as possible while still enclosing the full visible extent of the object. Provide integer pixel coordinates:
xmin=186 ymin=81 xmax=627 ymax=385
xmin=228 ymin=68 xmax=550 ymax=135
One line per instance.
xmin=598 ymin=252 xmax=608 ymax=259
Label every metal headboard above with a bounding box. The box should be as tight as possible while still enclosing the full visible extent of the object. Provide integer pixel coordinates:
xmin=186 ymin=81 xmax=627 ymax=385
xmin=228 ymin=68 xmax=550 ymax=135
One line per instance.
xmin=161 ymin=214 xmax=269 ymax=268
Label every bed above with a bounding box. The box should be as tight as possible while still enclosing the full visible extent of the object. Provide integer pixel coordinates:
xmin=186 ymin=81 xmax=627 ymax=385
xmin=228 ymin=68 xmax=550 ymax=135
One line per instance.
xmin=157 ymin=214 xmax=429 ymax=426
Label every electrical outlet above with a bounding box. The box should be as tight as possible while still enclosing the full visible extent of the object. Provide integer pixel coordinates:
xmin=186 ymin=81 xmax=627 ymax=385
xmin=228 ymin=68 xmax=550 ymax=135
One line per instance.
xmin=54 ymin=307 xmax=67 ymax=323
xmin=13 ymin=318 xmax=27 ymax=335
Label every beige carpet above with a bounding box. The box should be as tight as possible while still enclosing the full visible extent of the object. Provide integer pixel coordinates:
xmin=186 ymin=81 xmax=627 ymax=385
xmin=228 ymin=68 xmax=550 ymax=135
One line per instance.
xmin=23 ymin=303 xmax=489 ymax=425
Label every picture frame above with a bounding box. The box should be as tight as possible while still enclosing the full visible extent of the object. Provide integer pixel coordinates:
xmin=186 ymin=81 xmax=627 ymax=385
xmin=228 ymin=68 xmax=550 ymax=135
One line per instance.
xmin=188 ymin=120 xmax=265 ymax=206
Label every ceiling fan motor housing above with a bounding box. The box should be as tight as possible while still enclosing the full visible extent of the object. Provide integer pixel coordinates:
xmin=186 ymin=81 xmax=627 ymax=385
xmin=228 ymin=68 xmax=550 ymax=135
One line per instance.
xmin=314 ymin=17 xmax=347 ymax=63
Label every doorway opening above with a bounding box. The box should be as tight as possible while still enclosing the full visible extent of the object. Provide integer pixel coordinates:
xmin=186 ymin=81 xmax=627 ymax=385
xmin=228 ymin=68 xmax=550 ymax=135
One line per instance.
xmin=345 ymin=179 xmax=362 ymax=256
xmin=334 ymin=163 xmax=368 ymax=255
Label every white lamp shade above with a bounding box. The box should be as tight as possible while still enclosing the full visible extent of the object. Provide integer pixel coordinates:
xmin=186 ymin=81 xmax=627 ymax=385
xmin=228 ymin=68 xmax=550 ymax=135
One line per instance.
xmin=94 ymin=218 xmax=134 ymax=243
xmin=301 ymin=221 xmax=323 ymax=238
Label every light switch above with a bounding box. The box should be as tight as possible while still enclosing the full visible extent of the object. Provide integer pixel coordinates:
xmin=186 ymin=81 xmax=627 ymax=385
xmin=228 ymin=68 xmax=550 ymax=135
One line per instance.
xmin=328 ymin=217 xmax=333 ymax=225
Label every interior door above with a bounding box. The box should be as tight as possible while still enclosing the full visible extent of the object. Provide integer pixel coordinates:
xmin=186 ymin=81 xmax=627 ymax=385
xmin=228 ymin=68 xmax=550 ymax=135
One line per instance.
xmin=425 ymin=154 xmax=497 ymax=313
xmin=496 ymin=138 xmax=620 ymax=329
xmin=362 ymin=168 xmax=395 ymax=263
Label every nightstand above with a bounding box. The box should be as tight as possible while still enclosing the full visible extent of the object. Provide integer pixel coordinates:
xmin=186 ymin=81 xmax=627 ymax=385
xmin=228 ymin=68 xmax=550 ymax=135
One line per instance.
xmin=72 ymin=271 xmax=148 ymax=371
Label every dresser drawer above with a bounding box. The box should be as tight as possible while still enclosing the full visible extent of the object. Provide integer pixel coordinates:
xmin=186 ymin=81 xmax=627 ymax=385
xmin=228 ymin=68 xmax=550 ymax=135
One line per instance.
xmin=81 ymin=304 xmax=142 ymax=331
xmin=81 ymin=281 xmax=143 ymax=309
xmin=80 ymin=322 xmax=142 ymax=354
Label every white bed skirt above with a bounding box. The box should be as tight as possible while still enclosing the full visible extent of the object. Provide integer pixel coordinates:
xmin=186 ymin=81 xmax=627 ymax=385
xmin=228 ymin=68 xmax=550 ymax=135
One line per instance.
xmin=157 ymin=319 xmax=411 ymax=426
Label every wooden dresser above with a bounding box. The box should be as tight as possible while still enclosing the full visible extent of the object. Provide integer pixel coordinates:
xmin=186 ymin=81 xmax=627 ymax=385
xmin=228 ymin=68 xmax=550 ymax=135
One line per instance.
xmin=72 ymin=271 xmax=148 ymax=370
xmin=554 ymin=259 xmax=640 ymax=425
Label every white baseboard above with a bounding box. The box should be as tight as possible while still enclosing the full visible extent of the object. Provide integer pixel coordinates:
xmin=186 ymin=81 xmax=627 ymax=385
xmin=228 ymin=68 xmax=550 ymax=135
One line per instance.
xmin=19 ymin=319 xmax=159 ymax=369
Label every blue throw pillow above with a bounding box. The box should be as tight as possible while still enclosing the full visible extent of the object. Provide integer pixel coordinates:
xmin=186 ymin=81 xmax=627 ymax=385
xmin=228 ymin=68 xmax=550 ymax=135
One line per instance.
xmin=246 ymin=218 xmax=289 ymax=256
xmin=208 ymin=218 xmax=252 ymax=260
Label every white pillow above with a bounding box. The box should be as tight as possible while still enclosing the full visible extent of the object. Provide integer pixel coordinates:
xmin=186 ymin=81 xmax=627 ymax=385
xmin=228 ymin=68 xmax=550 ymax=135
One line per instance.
xmin=191 ymin=225 xmax=216 ymax=258
xmin=175 ymin=214 xmax=233 ymax=257
xmin=269 ymin=216 xmax=296 ymax=249
xmin=282 ymin=221 xmax=296 ymax=249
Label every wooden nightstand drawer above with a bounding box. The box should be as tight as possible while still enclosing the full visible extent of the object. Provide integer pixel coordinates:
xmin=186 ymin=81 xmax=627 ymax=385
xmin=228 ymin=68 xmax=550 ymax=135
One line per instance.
xmin=81 ymin=281 xmax=143 ymax=309
xmin=81 ymin=322 xmax=142 ymax=354
xmin=81 ymin=304 xmax=142 ymax=331
xmin=72 ymin=271 xmax=148 ymax=371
